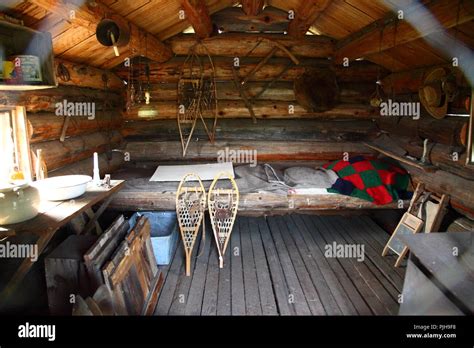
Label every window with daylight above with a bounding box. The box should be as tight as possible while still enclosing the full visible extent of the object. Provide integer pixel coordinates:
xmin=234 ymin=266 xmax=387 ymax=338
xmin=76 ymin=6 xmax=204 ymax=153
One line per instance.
xmin=0 ymin=106 xmax=32 ymax=183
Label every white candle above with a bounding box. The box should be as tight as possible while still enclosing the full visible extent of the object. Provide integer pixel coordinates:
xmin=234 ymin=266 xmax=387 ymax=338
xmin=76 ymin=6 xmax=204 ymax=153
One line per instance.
xmin=93 ymin=152 xmax=100 ymax=185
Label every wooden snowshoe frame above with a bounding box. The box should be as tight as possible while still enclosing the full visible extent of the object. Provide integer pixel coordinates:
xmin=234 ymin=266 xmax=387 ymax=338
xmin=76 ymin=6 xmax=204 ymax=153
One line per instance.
xmin=176 ymin=173 xmax=207 ymax=276
xmin=208 ymin=172 xmax=239 ymax=268
xmin=177 ymin=43 xmax=218 ymax=157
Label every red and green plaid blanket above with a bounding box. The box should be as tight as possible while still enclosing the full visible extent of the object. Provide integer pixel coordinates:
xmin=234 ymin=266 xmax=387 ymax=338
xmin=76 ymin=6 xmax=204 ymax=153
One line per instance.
xmin=323 ymin=156 xmax=412 ymax=205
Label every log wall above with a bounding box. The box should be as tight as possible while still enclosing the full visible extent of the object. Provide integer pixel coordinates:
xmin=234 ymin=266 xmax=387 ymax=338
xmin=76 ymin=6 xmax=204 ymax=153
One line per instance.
xmin=1 ymin=63 xmax=125 ymax=175
xmin=118 ymin=52 xmax=383 ymax=164
xmin=119 ymin=51 xmax=472 ymax=220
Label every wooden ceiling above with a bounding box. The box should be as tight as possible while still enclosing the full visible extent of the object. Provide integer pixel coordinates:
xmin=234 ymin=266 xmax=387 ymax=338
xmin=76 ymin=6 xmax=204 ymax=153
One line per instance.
xmin=3 ymin=0 xmax=474 ymax=73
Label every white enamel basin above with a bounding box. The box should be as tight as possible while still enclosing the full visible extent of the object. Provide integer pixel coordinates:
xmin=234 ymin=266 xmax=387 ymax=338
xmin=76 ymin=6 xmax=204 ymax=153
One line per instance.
xmin=31 ymin=175 xmax=92 ymax=201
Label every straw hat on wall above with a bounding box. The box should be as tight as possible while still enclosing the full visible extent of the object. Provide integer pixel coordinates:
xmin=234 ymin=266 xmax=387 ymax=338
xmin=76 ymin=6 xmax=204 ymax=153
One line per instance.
xmin=419 ymin=67 xmax=457 ymax=119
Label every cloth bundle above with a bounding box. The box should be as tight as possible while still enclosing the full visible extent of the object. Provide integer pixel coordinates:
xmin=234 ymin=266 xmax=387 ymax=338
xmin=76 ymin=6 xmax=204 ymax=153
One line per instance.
xmin=323 ymin=156 xmax=412 ymax=205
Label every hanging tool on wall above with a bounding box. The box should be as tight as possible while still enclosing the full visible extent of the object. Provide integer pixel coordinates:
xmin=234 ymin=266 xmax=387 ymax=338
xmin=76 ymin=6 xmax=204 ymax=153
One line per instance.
xmin=232 ymin=38 xmax=300 ymax=124
xmin=126 ymin=51 xmax=135 ymax=112
xmin=177 ymin=43 xmax=218 ymax=157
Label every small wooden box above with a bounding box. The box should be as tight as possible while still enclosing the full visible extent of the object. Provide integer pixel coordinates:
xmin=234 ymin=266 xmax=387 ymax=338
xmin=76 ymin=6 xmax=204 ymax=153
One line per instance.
xmin=45 ymin=235 xmax=97 ymax=315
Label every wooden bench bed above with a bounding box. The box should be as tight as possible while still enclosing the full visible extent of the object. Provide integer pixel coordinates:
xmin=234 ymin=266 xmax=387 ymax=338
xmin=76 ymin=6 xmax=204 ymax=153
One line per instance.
xmin=108 ymin=167 xmax=409 ymax=214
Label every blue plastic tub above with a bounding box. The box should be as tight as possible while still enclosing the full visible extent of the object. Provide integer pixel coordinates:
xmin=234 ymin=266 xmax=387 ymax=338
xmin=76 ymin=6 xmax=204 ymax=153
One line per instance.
xmin=128 ymin=211 xmax=178 ymax=265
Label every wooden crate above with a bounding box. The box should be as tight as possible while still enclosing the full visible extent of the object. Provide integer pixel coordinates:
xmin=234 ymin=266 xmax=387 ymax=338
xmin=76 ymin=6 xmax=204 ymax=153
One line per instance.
xmin=45 ymin=235 xmax=97 ymax=315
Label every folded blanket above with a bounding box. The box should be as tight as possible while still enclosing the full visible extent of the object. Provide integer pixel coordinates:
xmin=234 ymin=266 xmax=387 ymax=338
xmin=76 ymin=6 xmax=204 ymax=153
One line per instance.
xmin=323 ymin=156 xmax=412 ymax=205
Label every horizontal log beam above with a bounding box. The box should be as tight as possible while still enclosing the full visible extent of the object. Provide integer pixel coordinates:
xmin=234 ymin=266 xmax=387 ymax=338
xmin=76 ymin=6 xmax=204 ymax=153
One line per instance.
xmin=121 ymin=119 xmax=378 ymax=142
xmin=335 ymin=0 xmax=474 ymax=63
xmin=31 ymin=130 xmax=122 ymax=171
xmin=54 ymin=59 xmax=124 ymax=90
xmin=377 ymin=116 xmax=468 ymax=147
xmin=168 ymin=33 xmax=334 ymax=58
xmin=405 ymin=165 xmax=474 ymax=220
xmin=116 ymin=57 xmax=384 ymax=83
xmin=398 ymin=138 xmax=474 ymax=180
xmin=109 ymin=190 xmax=404 ymax=212
xmin=381 ymin=64 xmax=471 ymax=95
xmin=29 ymin=0 xmax=172 ymax=63
xmin=124 ymin=140 xmax=375 ymax=162
xmin=123 ymin=100 xmax=377 ymax=120
xmin=0 ymin=86 xmax=122 ymax=113
xmin=213 ymin=7 xmax=289 ymax=33
xmin=28 ymin=112 xmax=122 ymax=143
xmin=51 ymin=151 xmax=124 ymax=177
xmin=139 ymin=80 xmax=373 ymax=103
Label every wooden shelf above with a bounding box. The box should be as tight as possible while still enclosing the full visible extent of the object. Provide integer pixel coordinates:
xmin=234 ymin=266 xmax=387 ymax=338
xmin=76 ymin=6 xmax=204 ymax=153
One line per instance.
xmin=0 ymin=20 xmax=57 ymax=90
xmin=364 ymin=142 xmax=438 ymax=172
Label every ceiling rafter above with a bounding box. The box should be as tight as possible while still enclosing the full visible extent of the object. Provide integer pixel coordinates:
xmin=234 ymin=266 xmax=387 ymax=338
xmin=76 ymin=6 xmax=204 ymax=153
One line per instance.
xmin=287 ymin=0 xmax=331 ymax=39
xmin=28 ymin=0 xmax=173 ymax=64
xmin=181 ymin=0 xmax=214 ymax=39
xmin=334 ymin=0 xmax=474 ymax=64
xmin=241 ymin=0 xmax=265 ymax=16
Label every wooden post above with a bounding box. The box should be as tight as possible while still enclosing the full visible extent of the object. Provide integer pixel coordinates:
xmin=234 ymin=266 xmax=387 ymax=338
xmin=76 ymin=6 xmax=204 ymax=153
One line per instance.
xmin=181 ymin=0 xmax=214 ymax=39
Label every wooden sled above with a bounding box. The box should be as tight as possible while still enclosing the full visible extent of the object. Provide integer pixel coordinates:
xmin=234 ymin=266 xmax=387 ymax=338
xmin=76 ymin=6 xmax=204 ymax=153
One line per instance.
xmin=176 ymin=173 xmax=207 ymax=276
xmin=208 ymin=172 xmax=239 ymax=268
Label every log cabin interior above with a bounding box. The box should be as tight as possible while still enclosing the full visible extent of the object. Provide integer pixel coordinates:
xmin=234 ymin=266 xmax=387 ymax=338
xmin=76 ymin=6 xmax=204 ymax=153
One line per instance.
xmin=0 ymin=0 xmax=473 ymax=319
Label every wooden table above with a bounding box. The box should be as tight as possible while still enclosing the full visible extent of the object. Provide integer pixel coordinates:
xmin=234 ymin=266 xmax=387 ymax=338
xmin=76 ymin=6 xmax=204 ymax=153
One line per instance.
xmin=0 ymin=180 xmax=125 ymax=309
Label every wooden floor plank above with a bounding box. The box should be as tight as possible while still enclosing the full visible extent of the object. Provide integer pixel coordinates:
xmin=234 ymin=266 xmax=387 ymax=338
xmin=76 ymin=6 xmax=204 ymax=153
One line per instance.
xmin=356 ymin=216 xmax=407 ymax=274
xmin=300 ymin=214 xmax=372 ymax=315
xmin=168 ymin=232 xmax=203 ymax=315
xmin=277 ymin=216 xmax=326 ymax=315
xmin=154 ymin=233 xmax=186 ymax=315
xmin=291 ymin=214 xmax=356 ymax=315
xmin=230 ymin=217 xmax=246 ymax=315
xmin=286 ymin=215 xmax=343 ymax=315
xmin=248 ymin=217 xmax=278 ymax=315
xmin=217 ymin=229 xmax=232 ymax=316
xmin=267 ymin=216 xmax=312 ymax=315
xmin=240 ymin=217 xmax=263 ymax=315
xmin=350 ymin=217 xmax=405 ymax=279
xmin=315 ymin=216 xmax=391 ymax=315
xmin=337 ymin=216 xmax=405 ymax=292
xmin=201 ymin=239 xmax=220 ymax=316
xmin=184 ymin=221 xmax=212 ymax=315
xmin=154 ymin=213 xmax=406 ymax=316
xmin=325 ymin=216 xmax=400 ymax=314
xmin=258 ymin=217 xmax=294 ymax=315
